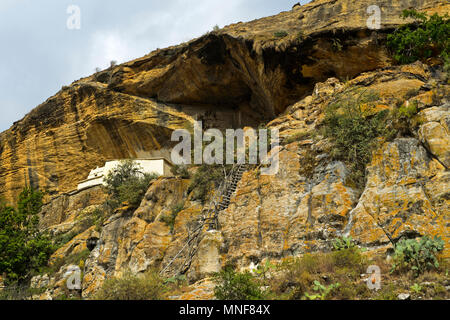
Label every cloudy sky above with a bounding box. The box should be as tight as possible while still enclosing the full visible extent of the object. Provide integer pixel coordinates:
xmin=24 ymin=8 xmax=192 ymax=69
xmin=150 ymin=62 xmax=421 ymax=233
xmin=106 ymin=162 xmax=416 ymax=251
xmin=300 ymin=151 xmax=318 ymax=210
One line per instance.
xmin=0 ymin=0 xmax=310 ymax=133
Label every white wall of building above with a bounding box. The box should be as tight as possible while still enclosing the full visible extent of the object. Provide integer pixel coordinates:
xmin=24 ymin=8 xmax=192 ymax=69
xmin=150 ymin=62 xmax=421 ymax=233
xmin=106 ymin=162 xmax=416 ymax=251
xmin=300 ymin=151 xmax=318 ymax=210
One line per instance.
xmin=77 ymin=176 xmax=104 ymax=191
xmin=77 ymin=159 xmax=172 ymax=191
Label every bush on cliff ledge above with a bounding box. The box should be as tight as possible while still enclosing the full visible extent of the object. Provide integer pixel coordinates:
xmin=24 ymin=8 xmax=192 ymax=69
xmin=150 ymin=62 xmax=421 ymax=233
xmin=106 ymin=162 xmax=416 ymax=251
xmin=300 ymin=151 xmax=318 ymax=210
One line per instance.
xmin=213 ymin=266 xmax=266 ymax=300
xmin=387 ymin=9 xmax=449 ymax=65
xmin=93 ymin=269 xmax=167 ymax=300
xmin=187 ymin=164 xmax=230 ymax=204
xmin=104 ymin=160 xmax=159 ymax=211
xmin=322 ymin=88 xmax=389 ymax=188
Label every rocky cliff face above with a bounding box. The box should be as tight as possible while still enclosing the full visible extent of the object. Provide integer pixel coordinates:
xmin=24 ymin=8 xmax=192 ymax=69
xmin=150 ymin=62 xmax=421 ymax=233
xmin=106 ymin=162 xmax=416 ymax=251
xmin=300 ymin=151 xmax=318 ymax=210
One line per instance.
xmin=1 ymin=0 xmax=447 ymax=203
xmin=1 ymin=0 xmax=448 ymax=299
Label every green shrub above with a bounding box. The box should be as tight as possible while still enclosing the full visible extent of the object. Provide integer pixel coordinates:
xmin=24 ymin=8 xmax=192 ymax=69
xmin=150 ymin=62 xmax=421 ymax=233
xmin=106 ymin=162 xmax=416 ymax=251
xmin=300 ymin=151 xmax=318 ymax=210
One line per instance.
xmin=304 ymin=281 xmax=340 ymax=300
xmin=387 ymin=100 xmax=420 ymax=137
xmin=322 ymin=88 xmax=389 ymax=188
xmin=410 ymin=283 xmax=422 ymax=294
xmin=187 ymin=165 xmax=230 ymax=204
xmin=387 ymin=9 xmax=449 ymax=64
xmin=0 ymin=188 xmax=54 ymax=283
xmin=93 ymin=269 xmax=167 ymax=300
xmin=391 ymin=236 xmax=444 ymax=277
xmin=443 ymin=51 xmax=450 ymax=78
xmin=332 ymin=236 xmax=356 ymax=251
xmin=332 ymin=281 xmax=370 ymax=300
xmin=374 ymin=283 xmax=399 ymax=300
xmin=164 ymin=274 xmax=187 ymax=286
xmin=397 ymin=101 xmax=418 ymax=119
xmin=213 ymin=267 xmax=266 ymax=300
xmin=331 ymin=247 xmax=366 ymax=271
xmin=42 ymin=249 xmax=91 ymax=276
xmin=274 ymin=31 xmax=288 ymax=38
xmin=65 ymin=249 xmax=91 ymax=267
xmin=267 ymin=248 xmax=370 ymax=300
xmin=171 ymin=165 xmax=191 ymax=179
xmin=254 ymin=260 xmax=276 ymax=280
xmin=104 ymin=160 xmax=159 ymax=210
xmin=92 ymin=208 xmax=105 ymax=232
xmin=53 ymin=231 xmax=79 ymax=249
xmin=161 ymin=202 xmax=185 ymax=232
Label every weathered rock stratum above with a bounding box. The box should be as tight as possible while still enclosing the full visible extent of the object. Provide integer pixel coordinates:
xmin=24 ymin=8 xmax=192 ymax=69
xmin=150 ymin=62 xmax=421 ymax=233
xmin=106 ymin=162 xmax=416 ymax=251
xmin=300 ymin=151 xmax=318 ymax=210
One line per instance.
xmin=1 ymin=0 xmax=448 ymax=203
xmin=1 ymin=0 xmax=448 ymax=300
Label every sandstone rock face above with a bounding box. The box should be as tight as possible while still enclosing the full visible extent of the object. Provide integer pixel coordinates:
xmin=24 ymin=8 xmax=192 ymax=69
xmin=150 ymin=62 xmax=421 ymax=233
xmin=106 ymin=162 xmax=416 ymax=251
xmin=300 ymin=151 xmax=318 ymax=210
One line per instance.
xmin=134 ymin=178 xmax=190 ymax=223
xmin=0 ymin=83 xmax=184 ymax=203
xmin=51 ymin=226 xmax=99 ymax=264
xmin=158 ymin=204 xmax=204 ymax=277
xmin=270 ymin=62 xmax=435 ymax=141
xmin=345 ymin=138 xmax=449 ymax=257
xmin=81 ymin=178 xmax=187 ymax=297
xmin=188 ymin=231 xmax=224 ymax=282
xmin=2 ymin=0 xmax=449 ymax=300
xmin=0 ymin=0 xmax=446 ymax=203
xmin=173 ymin=279 xmax=215 ymax=300
xmin=192 ymin=63 xmax=448 ymax=277
xmin=223 ymin=0 xmax=448 ymax=41
xmin=418 ymin=104 xmax=450 ymax=168
xmin=211 ymin=143 xmax=360 ymax=271
xmin=33 ymin=60 xmax=449 ymax=299
xmin=39 ymin=186 xmax=106 ymax=232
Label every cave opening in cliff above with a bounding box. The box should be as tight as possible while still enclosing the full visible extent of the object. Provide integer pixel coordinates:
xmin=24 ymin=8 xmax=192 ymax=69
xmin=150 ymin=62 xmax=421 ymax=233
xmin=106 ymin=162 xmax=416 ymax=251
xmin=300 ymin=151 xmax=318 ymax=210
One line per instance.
xmin=120 ymin=29 xmax=393 ymax=133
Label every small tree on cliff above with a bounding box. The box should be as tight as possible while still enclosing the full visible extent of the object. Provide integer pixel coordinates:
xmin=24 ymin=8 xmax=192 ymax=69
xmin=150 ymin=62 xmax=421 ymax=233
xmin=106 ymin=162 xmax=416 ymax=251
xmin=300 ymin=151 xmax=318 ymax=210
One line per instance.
xmin=0 ymin=188 xmax=54 ymax=283
xmin=103 ymin=160 xmax=159 ymax=210
xmin=387 ymin=9 xmax=449 ymax=64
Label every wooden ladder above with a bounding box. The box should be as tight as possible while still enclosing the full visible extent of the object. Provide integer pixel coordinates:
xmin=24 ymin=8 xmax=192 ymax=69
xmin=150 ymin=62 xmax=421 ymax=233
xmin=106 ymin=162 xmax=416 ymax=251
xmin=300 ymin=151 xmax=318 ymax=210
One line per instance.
xmin=160 ymin=163 xmax=248 ymax=276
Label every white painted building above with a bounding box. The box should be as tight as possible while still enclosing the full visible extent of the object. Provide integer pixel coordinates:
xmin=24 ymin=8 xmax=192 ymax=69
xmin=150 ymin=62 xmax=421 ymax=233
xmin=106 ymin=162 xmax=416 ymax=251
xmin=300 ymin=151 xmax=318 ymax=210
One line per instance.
xmin=77 ymin=158 xmax=173 ymax=191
